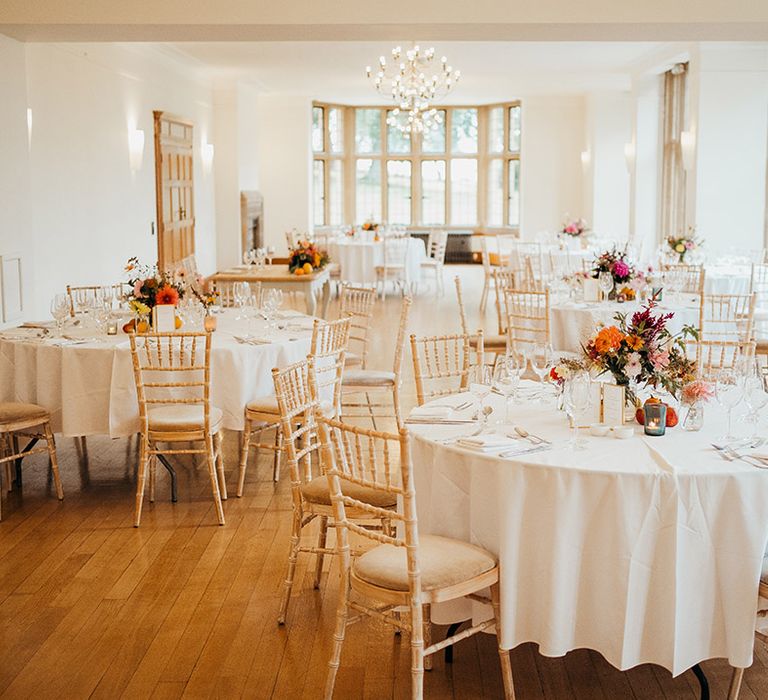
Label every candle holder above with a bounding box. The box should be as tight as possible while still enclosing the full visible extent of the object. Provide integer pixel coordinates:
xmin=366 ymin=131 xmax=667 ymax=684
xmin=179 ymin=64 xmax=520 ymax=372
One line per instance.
xmin=106 ymin=321 xmax=118 ymax=336
xmin=643 ymin=403 xmax=667 ymax=436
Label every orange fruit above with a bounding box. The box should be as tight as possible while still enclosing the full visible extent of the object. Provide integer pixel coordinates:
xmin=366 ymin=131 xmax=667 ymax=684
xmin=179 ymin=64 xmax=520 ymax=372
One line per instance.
xmin=644 ymin=396 xmax=662 ymax=405
xmin=136 ymin=320 xmax=149 ymax=333
xmin=175 ymin=316 xmax=183 ymax=329
xmin=294 ymin=268 xmax=305 ymax=276
xmin=665 ymin=406 xmax=679 ymax=427
xmin=302 ymin=262 xmax=313 ymax=274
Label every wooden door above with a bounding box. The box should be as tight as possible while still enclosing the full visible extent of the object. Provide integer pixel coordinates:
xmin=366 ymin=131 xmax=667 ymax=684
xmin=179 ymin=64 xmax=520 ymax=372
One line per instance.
xmin=153 ymin=111 xmax=195 ymax=271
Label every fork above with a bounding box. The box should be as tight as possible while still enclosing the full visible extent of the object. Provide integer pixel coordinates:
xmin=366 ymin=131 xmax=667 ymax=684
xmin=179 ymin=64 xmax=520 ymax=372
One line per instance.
xmin=431 ymin=400 xmax=472 ymax=412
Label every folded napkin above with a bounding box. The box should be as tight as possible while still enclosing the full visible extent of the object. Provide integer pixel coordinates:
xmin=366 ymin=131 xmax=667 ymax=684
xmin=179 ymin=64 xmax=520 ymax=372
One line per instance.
xmin=456 ymin=434 xmax=520 ymax=452
xmin=409 ymin=405 xmax=453 ymax=419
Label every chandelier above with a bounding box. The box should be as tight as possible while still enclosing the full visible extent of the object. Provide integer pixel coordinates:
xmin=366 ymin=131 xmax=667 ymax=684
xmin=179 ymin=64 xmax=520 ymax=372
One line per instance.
xmin=366 ymin=45 xmax=460 ymax=134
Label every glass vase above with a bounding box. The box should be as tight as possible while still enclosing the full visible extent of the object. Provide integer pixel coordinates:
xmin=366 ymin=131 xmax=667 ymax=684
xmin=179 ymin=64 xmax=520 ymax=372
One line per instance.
xmin=683 ymin=401 xmax=704 ymax=431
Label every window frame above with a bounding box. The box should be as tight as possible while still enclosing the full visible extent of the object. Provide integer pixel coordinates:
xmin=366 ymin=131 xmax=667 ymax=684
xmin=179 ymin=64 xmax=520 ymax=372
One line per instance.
xmin=312 ymin=103 xmax=346 ymax=227
xmin=312 ymin=100 xmax=521 ymax=232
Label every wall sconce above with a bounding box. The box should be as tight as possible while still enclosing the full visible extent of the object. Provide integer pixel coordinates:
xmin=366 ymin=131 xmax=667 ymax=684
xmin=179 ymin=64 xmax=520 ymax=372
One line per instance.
xmin=624 ymin=142 xmax=636 ymax=173
xmin=580 ymin=150 xmax=591 ymax=170
xmin=201 ymin=141 xmax=215 ymax=173
xmin=679 ymin=130 xmax=695 ymax=171
xmin=128 ymin=128 xmax=145 ymax=171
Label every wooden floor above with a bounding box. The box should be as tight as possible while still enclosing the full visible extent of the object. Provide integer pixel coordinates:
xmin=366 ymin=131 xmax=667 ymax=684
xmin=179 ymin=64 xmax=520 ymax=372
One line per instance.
xmin=2 ymin=266 xmax=767 ymax=699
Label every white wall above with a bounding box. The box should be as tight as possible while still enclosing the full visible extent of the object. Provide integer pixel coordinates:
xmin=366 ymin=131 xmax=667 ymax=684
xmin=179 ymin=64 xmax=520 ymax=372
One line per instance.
xmin=520 ymin=95 xmax=585 ymax=237
xmin=212 ymin=83 xmax=241 ymax=270
xmin=0 ymin=35 xmax=33 ymax=327
xmin=6 ymin=42 xmax=217 ymax=319
xmin=255 ymin=94 xmax=312 ymax=254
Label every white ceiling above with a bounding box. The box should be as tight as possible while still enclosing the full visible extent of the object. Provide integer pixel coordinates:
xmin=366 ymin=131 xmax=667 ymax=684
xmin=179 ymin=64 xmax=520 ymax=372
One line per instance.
xmin=167 ymin=41 xmax=672 ymax=101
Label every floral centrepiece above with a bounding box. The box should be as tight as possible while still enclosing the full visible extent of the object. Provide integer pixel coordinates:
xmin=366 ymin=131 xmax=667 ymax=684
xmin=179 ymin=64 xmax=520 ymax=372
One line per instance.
xmin=288 ymin=240 xmax=330 ymax=276
xmin=583 ymin=300 xmax=698 ymax=404
xmin=666 ymin=227 xmax=703 ymax=263
xmin=125 ymin=257 xmax=186 ymax=315
xmin=361 ymin=221 xmax=380 ymax=232
xmin=591 ymin=247 xmax=636 ymax=298
xmin=561 ymin=216 xmax=589 ymax=237
xmin=681 ymin=380 xmax=714 ymax=406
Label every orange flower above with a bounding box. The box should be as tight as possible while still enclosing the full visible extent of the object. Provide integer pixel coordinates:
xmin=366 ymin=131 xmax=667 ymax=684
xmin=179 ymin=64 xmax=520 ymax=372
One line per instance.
xmin=155 ymin=284 xmax=179 ymax=306
xmin=593 ymin=326 xmax=624 ymax=354
xmin=625 ymin=334 xmax=644 ymax=351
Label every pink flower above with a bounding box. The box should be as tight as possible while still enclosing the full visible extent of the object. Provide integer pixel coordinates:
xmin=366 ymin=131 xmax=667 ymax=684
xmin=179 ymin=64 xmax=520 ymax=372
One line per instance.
xmin=565 ymin=225 xmax=576 ymax=233
xmin=612 ymin=260 xmax=630 ymax=279
xmin=682 ymin=380 xmax=714 ymax=404
xmin=649 ymin=349 xmax=670 ymax=370
xmin=133 ymin=280 xmax=144 ymax=298
xmin=625 ymin=352 xmax=643 ymax=380
xmin=685 ymin=241 xmax=695 ymax=249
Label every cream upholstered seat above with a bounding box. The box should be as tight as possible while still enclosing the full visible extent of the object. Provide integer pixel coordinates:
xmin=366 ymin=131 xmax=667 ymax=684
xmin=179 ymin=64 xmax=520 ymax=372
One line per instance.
xmin=301 ymin=475 xmax=397 ymax=508
xmin=354 ymin=534 xmax=496 ymax=592
xmin=245 ymin=396 xmax=278 ymax=414
xmin=0 ymin=402 xmax=64 ymax=520
xmin=147 ymin=405 xmax=223 ymax=433
xmin=342 ymin=368 xmax=395 ymax=386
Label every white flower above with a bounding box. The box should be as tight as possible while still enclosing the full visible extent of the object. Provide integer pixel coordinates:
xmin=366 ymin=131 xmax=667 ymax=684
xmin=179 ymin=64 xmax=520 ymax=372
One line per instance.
xmin=625 ymin=352 xmax=643 ymax=380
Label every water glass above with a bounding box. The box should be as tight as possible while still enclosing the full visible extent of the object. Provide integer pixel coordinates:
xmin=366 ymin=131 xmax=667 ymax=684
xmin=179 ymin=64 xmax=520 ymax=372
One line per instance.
xmin=493 ymin=358 xmax=520 ymax=423
xmin=50 ymin=293 xmax=70 ymax=336
xmin=563 ymin=372 xmax=591 ymax=450
xmin=529 ymin=343 xmax=553 ymax=402
xmin=598 ymin=271 xmax=614 ymax=301
xmin=716 ymin=368 xmax=744 ymax=441
xmin=468 ymin=364 xmax=493 ymax=425
xmin=744 ymin=362 xmax=768 ymax=436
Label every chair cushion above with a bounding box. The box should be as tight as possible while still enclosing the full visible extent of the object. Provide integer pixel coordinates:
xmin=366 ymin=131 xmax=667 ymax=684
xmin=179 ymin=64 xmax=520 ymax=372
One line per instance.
xmin=0 ymin=402 xmax=48 ymax=427
xmin=343 ymin=369 xmax=396 ymax=387
xmin=300 ymin=475 xmax=397 ymax=509
xmin=353 ymin=535 xmax=497 ymax=592
xmin=147 ymin=405 xmax=223 ymax=433
xmin=346 ymin=351 xmax=362 ymax=367
xmin=471 ymin=333 xmax=506 ymax=349
xmin=246 ymin=396 xmax=279 ymax=414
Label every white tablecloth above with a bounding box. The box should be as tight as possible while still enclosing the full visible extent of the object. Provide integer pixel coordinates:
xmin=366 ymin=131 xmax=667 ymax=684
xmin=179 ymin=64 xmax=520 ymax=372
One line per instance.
xmin=327 ymin=237 xmax=426 ymax=285
xmin=0 ymin=310 xmax=314 ymax=437
xmin=408 ymin=389 xmax=768 ymax=675
xmin=704 ymin=264 xmax=751 ymax=295
xmin=549 ymin=301 xmax=700 ymax=354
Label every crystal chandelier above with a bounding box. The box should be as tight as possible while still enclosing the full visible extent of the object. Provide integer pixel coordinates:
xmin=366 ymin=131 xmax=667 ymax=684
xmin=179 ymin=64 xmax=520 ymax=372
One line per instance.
xmin=366 ymin=45 xmax=460 ymax=134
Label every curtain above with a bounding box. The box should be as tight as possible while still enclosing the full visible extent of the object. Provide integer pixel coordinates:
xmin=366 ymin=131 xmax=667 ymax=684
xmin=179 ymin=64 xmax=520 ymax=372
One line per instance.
xmin=660 ymin=63 xmax=688 ymax=240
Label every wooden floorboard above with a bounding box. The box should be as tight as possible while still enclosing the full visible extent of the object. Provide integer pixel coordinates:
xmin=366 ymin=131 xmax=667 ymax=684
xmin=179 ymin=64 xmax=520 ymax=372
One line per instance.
xmin=0 ymin=265 xmax=765 ymax=698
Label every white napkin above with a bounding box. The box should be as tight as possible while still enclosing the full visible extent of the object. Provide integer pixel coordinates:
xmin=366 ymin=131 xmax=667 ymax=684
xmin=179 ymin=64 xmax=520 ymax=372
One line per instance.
xmin=409 ymin=405 xmax=453 ymax=419
xmin=456 ymin=434 xmax=520 ymax=452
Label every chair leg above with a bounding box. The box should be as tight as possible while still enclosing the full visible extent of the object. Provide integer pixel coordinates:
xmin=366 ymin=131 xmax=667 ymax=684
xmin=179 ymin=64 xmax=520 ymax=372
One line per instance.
xmin=205 ymin=434 xmax=225 ymax=526
xmin=491 ymin=582 xmax=516 ymax=700
xmin=43 ymin=423 xmax=64 ymax=501
xmin=410 ymin=601 xmax=425 ymax=700
xmin=728 ymin=667 xmax=745 ymax=700
xmin=148 ymin=455 xmax=156 ymax=503
xmin=215 ymin=431 xmax=227 ymax=500
xmin=423 ymin=603 xmax=433 ymax=671
xmin=314 ymin=515 xmax=329 ymax=589
xmin=392 ymin=384 xmax=402 ymax=429
xmin=134 ymin=437 xmax=150 ymax=527
xmin=278 ymin=510 xmax=302 ymax=625
xmin=324 ymin=569 xmax=350 ymax=700
xmin=237 ymin=418 xmax=252 ymax=498
xmin=480 ymin=277 xmax=489 ymax=313
xmin=272 ymin=426 xmax=282 ymax=482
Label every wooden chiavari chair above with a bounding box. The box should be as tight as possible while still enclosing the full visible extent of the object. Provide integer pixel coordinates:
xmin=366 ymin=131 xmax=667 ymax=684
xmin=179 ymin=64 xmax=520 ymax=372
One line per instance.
xmin=454 ymin=275 xmax=507 ymax=355
xmin=523 ymin=255 xmax=548 ymax=292
xmin=750 ymin=264 xmax=768 ymax=357
xmin=660 ymin=263 xmax=706 ymax=299
xmin=342 ymin=296 xmax=412 ymax=428
xmin=274 ymin=358 xmax=397 ymax=625
xmin=687 ymin=339 xmax=756 ymax=377
xmin=375 ymin=232 xmax=410 ymax=300
xmin=410 ymin=331 xmax=481 ymax=406
xmin=237 ymin=317 xmax=350 ymax=496
xmin=211 ymin=280 xmax=262 ymax=308
xmin=421 ymin=229 xmax=448 ymax=295
xmin=318 ymin=417 xmax=515 ymax=700
xmin=338 ymin=284 xmax=376 ymax=368
xmin=504 ymin=288 xmax=551 ymax=356
xmin=479 ymin=236 xmax=495 ymax=313
xmin=699 ymin=293 xmax=756 ymax=343
xmin=128 ymin=331 xmax=226 ymax=527
xmin=0 ymin=403 xmax=63 ymax=520
xmin=66 ymin=283 xmax=129 ymax=316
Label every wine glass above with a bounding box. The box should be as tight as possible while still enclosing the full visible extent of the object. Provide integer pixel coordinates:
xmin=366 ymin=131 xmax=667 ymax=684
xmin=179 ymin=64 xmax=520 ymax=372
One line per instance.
xmin=50 ymin=293 xmax=70 ymax=336
xmin=744 ymin=361 xmax=768 ymax=437
xmin=233 ymin=282 xmax=251 ymax=320
xmin=468 ymin=364 xmax=493 ymax=426
xmin=493 ymin=358 xmax=520 ymax=424
xmin=598 ymin=271 xmax=614 ymax=302
xmin=266 ymin=246 xmax=276 ymax=266
xmin=716 ymin=367 xmax=744 ymax=442
xmin=563 ymin=371 xmax=591 ymax=450
xmin=529 ymin=342 xmax=553 ymax=402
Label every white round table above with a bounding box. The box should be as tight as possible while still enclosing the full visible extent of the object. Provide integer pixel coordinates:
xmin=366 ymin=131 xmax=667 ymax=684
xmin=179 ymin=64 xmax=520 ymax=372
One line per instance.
xmin=549 ymin=300 xmax=700 ymax=354
xmin=0 ymin=310 xmax=314 ymax=437
xmin=327 ymin=236 xmax=426 ymax=286
xmin=407 ymin=387 xmax=768 ymax=675
xmin=704 ymin=264 xmax=751 ymax=295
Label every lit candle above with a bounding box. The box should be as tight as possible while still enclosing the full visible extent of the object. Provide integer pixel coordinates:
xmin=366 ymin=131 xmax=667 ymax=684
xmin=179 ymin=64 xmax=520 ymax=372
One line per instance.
xmin=644 ymin=403 xmax=667 ymax=436
xmin=107 ymin=321 xmax=118 ymax=335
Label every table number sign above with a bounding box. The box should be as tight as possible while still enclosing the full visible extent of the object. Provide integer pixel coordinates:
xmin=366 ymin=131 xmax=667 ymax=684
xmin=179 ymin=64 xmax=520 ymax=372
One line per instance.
xmin=583 ymin=278 xmax=600 ymax=303
xmin=602 ymin=383 xmax=626 ymax=426
xmin=153 ymin=305 xmax=176 ymax=333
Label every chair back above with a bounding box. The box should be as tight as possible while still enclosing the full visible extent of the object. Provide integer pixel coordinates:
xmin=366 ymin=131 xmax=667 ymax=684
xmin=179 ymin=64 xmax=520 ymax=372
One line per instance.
xmin=750 ymin=263 xmax=768 ymax=301
xmin=67 ymin=283 xmax=129 ymax=316
xmin=339 ymin=284 xmax=377 ymax=368
xmin=480 ymin=237 xmax=493 ymax=278
xmin=493 ymin=269 xmax=517 ymax=334
xmin=660 ymin=263 xmax=705 ymax=297
xmin=426 ymin=230 xmax=448 ymax=264
xmin=310 ymin=317 xmax=351 ymax=414
xmin=699 ymin=293 xmax=756 ymax=343
xmin=688 ymin=339 xmax=756 ymax=377
xmin=172 ymin=254 xmax=199 ymax=280
xmin=505 ymin=288 xmax=550 ymax=354
xmin=128 ymin=332 xmax=212 ymax=435
xmin=410 ymin=332 xmax=477 ymax=405
xmin=212 ymin=280 xmax=262 ymax=308
xmin=454 ymin=276 xmax=469 ymax=336
xmin=392 ymin=296 xmax=413 ymax=377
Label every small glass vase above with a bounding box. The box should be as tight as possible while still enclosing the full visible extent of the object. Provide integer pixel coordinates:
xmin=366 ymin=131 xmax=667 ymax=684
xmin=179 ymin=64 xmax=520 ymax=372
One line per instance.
xmin=683 ymin=401 xmax=704 ymax=431
xmin=204 ymin=314 xmax=217 ymax=332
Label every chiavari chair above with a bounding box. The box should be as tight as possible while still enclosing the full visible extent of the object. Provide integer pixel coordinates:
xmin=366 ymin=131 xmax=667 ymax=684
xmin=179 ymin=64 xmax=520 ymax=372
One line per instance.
xmin=750 ymin=263 xmax=768 ymax=357
xmin=421 ymin=229 xmax=449 ymax=295
xmin=375 ymin=232 xmax=410 ymax=299
xmin=237 ymin=317 xmax=350 ymax=496
xmin=66 ymin=283 xmax=129 ymax=316
xmin=699 ymin=293 xmax=756 ymax=343
xmin=729 ymin=573 xmax=768 ymax=699
xmin=454 ymin=275 xmax=507 ymax=355
xmin=479 ymin=236 xmax=496 ymax=313
xmin=274 ymin=359 xmax=397 ymax=625
xmin=0 ymin=403 xmax=63 ymax=520
xmin=342 ymin=296 xmax=412 ymax=428
xmin=660 ymin=263 xmax=706 ymax=299
xmin=338 ymin=284 xmax=376 ymax=368
xmin=128 ymin=331 xmax=226 ymax=527
xmin=211 ymin=280 xmax=262 ymax=308
xmin=410 ymin=331 xmax=481 ymax=406
xmin=504 ymin=288 xmax=551 ymax=356
xmin=318 ymin=417 xmax=515 ymax=700
xmin=687 ymin=339 xmax=756 ymax=377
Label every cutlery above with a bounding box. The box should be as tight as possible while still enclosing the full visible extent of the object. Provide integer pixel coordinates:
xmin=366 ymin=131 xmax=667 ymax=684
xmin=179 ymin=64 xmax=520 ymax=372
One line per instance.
xmin=437 ymin=425 xmax=484 ymax=444
xmin=499 ymin=444 xmax=551 ymax=459
xmin=513 ymin=426 xmax=551 ymax=445
xmin=405 ymin=418 xmax=478 ymax=425
xmin=712 ymin=443 xmax=768 ymax=469
xmin=431 ymin=400 xmax=472 ymax=411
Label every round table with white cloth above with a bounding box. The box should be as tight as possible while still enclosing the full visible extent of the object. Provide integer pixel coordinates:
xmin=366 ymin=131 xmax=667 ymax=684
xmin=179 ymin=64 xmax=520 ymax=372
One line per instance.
xmin=327 ymin=236 xmax=426 ymax=286
xmin=407 ymin=386 xmax=768 ymax=675
xmin=0 ymin=309 xmax=314 ymax=438
xmin=704 ymin=264 xmax=751 ymax=295
xmin=549 ymin=300 xmax=700 ymax=354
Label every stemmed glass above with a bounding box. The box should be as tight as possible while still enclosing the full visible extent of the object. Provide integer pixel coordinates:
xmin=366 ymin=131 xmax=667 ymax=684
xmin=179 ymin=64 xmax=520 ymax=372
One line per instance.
xmin=266 ymin=246 xmax=276 ymax=266
xmin=744 ymin=361 xmax=768 ymax=437
xmin=262 ymin=288 xmax=282 ymax=336
xmin=255 ymin=248 xmax=267 ymax=268
xmin=598 ymin=271 xmax=614 ymax=302
xmin=468 ymin=364 xmax=493 ymax=427
xmin=716 ymin=367 xmax=745 ymax=442
xmin=563 ymin=371 xmax=591 ymax=450
xmin=233 ymin=282 xmax=251 ymax=320
xmin=50 ymin=293 xmax=70 ymax=336
xmin=529 ymin=342 xmax=553 ymax=403
xmin=493 ymin=357 xmax=520 ymax=424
